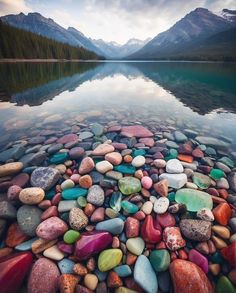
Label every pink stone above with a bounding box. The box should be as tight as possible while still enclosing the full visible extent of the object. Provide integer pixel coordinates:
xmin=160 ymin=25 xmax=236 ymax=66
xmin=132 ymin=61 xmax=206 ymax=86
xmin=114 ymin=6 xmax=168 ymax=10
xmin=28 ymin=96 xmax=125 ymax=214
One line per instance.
xmin=125 ymin=217 xmax=140 ymax=238
xmin=163 ymin=227 xmax=186 ymax=251
xmin=107 ymin=125 xmax=122 ymax=132
xmin=156 ymin=212 xmax=176 ymax=228
xmin=141 ymin=176 xmax=153 ymax=189
xmin=36 ymin=217 xmax=68 ymax=240
xmin=69 ymin=147 xmax=85 ymax=159
xmin=41 ymin=206 xmax=58 ymax=220
xmin=11 ymin=173 xmax=29 ymax=187
xmin=139 ymin=138 xmax=155 ymax=147
xmin=133 ymin=211 xmax=146 ymax=221
xmin=92 ymin=144 xmax=115 ymax=156
xmin=57 ymin=134 xmax=78 ymax=144
xmin=57 ymin=241 xmax=74 ymax=254
xmin=70 ymin=174 xmax=81 ymax=184
xmin=79 ymin=157 xmax=95 ymax=175
xmin=7 ymin=185 xmax=22 ymax=201
xmin=105 ymin=152 xmax=122 ymax=165
xmin=38 ymin=200 xmax=52 ymax=210
xmin=121 ymin=125 xmax=153 ymax=138
xmin=189 ymin=249 xmax=208 ymax=273
xmin=90 ymin=207 xmax=105 ymax=222
xmin=111 ymin=143 xmax=127 ymax=150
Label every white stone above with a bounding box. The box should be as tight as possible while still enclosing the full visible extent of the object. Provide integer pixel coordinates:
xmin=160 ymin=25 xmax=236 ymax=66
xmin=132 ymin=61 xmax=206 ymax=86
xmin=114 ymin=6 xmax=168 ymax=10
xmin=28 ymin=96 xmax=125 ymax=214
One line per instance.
xmin=159 ymin=173 xmax=187 ymax=189
xmin=153 ymin=159 xmax=166 ymax=168
xmin=154 ymin=197 xmax=169 ymax=214
xmin=141 ymin=201 xmax=153 ymax=215
xmin=185 ymin=182 xmax=198 ymax=189
xmin=149 ymin=196 xmax=157 ymax=204
xmin=197 ymin=208 xmax=214 ymax=222
xmin=43 ymin=245 xmax=65 ymax=260
xmin=166 ymin=159 xmax=183 ymax=174
xmin=132 ymin=155 xmax=146 ymax=168
xmin=95 ymin=160 xmax=113 ymax=174
xmin=126 ymin=237 xmax=145 ymax=256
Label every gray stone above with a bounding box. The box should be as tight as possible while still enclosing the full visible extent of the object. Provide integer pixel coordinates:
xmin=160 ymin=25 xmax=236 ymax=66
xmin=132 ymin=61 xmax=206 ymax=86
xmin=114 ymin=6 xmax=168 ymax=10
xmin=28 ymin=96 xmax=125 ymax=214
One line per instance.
xmin=180 ymin=219 xmax=211 ymax=241
xmin=78 ymin=131 xmax=94 ymax=140
xmin=87 ymin=185 xmax=105 ymax=206
xmin=91 ymin=123 xmax=104 ymax=136
xmin=229 ymin=218 xmax=236 ymax=233
xmin=174 ymin=131 xmax=187 ymax=142
xmin=20 ymin=152 xmax=47 ymax=167
xmin=0 ymin=219 xmax=7 ymax=239
xmin=17 ymin=205 xmax=42 ymax=236
xmin=58 ymin=200 xmax=78 ymax=212
xmin=228 ymin=172 xmax=236 ymax=192
xmin=195 ymin=136 xmax=229 ymax=149
xmin=31 ymin=167 xmax=60 ymax=191
xmin=69 ymin=208 xmax=88 ymax=230
xmin=96 ymin=218 xmax=124 ymax=234
xmin=0 ymin=145 xmax=25 ymax=163
xmin=0 ymin=201 xmax=17 ymax=219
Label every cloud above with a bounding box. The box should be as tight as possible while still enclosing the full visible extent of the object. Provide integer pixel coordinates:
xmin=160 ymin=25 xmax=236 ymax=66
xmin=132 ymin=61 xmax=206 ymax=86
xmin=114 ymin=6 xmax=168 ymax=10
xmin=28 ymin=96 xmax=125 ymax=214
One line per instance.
xmin=0 ymin=0 xmax=31 ymax=15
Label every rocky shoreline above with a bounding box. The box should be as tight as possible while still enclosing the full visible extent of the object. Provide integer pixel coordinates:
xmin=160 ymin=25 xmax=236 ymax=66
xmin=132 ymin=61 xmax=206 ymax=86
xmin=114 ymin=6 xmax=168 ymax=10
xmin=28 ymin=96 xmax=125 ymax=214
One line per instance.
xmin=0 ymin=121 xmax=236 ymax=293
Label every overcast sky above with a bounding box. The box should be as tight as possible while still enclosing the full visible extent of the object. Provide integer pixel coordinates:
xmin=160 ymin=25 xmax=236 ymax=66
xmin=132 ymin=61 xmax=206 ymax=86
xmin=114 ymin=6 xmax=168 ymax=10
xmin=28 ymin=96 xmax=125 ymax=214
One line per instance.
xmin=0 ymin=0 xmax=235 ymax=44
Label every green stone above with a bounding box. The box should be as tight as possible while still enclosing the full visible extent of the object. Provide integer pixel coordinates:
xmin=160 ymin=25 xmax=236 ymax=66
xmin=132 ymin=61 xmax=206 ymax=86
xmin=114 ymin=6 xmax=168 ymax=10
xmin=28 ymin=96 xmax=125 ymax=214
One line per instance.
xmin=216 ymin=276 xmax=236 ymax=293
xmin=114 ymin=164 xmax=136 ymax=174
xmin=118 ymin=177 xmax=141 ymax=195
xmin=62 ymin=188 xmax=87 ymax=200
xmin=149 ymin=249 xmax=170 ymax=272
xmin=77 ymin=196 xmax=87 ymax=207
xmin=98 ymin=249 xmax=123 ymax=272
xmin=126 ymin=237 xmax=145 ymax=255
xmin=121 ymin=201 xmax=139 ymax=214
xmin=164 ymin=149 xmax=178 ymax=161
xmin=110 ymin=192 xmax=122 ymax=212
xmin=49 ymin=152 xmax=69 ymax=164
xmin=193 ymin=172 xmax=211 ymax=189
xmin=132 ymin=149 xmax=146 ymax=157
xmin=63 ymin=230 xmax=80 ymax=244
xmin=175 ymin=188 xmax=213 ymax=212
xmin=218 ymin=156 xmax=234 ymax=168
xmin=210 ymin=168 xmax=225 ymax=180
xmin=168 ymin=192 xmax=176 ymax=202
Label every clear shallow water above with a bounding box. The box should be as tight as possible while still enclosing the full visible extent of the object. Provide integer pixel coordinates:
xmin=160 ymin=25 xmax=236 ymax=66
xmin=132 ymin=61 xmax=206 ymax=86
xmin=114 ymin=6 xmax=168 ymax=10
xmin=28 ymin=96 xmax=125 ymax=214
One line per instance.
xmin=0 ymin=61 xmax=236 ymax=152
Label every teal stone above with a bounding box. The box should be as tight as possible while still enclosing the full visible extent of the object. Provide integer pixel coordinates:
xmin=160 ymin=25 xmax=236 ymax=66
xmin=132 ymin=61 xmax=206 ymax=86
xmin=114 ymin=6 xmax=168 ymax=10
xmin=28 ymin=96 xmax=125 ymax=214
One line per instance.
xmin=118 ymin=177 xmax=141 ymax=195
xmin=114 ymin=265 xmax=132 ymax=277
xmin=45 ymin=189 xmax=55 ymax=200
xmin=77 ymin=196 xmax=87 ymax=207
xmin=210 ymin=252 xmax=224 ymax=264
xmin=219 ymin=156 xmax=234 ymax=168
xmin=60 ymin=212 xmax=69 ymax=222
xmin=49 ymin=152 xmax=69 ymax=164
xmin=166 ymin=141 xmax=179 ymax=149
xmin=216 ymin=276 xmax=236 ymax=293
xmin=167 ymin=192 xmax=175 ymax=202
xmin=210 ymin=168 xmax=225 ymax=180
xmin=175 ymin=188 xmax=213 ymax=212
xmin=15 ymin=237 xmax=38 ymax=251
xmin=193 ymin=172 xmax=211 ymax=189
xmin=114 ymin=164 xmax=136 ymax=174
xmin=62 ymin=188 xmax=87 ymax=200
xmin=110 ymin=192 xmax=122 ymax=212
xmin=94 ymin=269 xmax=108 ymax=281
xmin=133 ymin=149 xmax=146 ymax=157
xmin=149 ymin=250 xmax=170 ymax=272
xmin=165 ymin=149 xmax=178 ymax=161
xmin=121 ymin=201 xmax=139 ymax=214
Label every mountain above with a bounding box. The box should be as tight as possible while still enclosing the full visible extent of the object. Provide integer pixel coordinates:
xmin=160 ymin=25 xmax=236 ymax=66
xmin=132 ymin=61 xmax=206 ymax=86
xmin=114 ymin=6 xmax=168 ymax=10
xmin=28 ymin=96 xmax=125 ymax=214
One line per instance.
xmin=0 ymin=12 xmax=103 ymax=56
xmin=128 ymin=8 xmax=236 ymax=60
xmin=221 ymin=9 xmax=236 ymax=23
xmin=92 ymin=38 xmax=151 ymax=58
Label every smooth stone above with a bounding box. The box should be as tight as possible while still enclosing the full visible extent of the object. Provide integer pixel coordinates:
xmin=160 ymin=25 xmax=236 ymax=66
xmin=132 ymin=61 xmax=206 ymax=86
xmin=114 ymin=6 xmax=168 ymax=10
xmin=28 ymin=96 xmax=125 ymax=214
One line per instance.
xmin=28 ymin=258 xmax=60 ymax=293
xmin=210 ymin=168 xmax=225 ymax=180
xmin=57 ymin=134 xmax=78 ymax=144
xmin=0 ymin=162 xmax=23 ymax=177
xmin=0 ymin=201 xmax=17 ymax=219
xmin=153 ymin=159 xmax=166 ymax=168
xmin=175 ymin=188 xmax=213 ymax=212
xmin=141 ymin=201 xmax=153 ymax=214
xmin=91 ymin=123 xmax=104 ymax=136
xmin=212 ymin=202 xmax=232 ymax=225
xmin=193 ymin=172 xmax=211 ymax=189
xmin=221 ymin=242 xmax=236 ymax=268
xmin=17 ymin=205 xmax=42 ymax=236
xmin=159 ymin=173 xmax=187 ymax=189
xmin=15 ymin=237 xmax=38 ymax=251
xmin=87 ymin=185 xmax=105 ymax=206
xmin=43 ymin=245 xmax=65 ymax=260
xmin=79 ymin=157 xmax=95 ymax=175
xmin=84 ymin=273 xmax=98 ymax=290
xmin=121 ymin=201 xmax=139 ymax=214
xmin=219 ymin=157 xmax=235 ymax=168
xmin=58 ymin=259 xmax=75 ymax=274
xmin=114 ymin=164 xmax=136 ymax=174
xmin=92 ymin=143 xmax=115 ymax=155
xmin=169 ymin=259 xmax=213 ymax=293
xmin=141 ymin=176 xmax=153 ymax=189
xmin=174 ymin=131 xmax=188 ymax=142
xmin=75 ymin=231 xmax=112 ymax=260
xmin=157 ymin=271 xmax=171 ymax=293
xmin=62 ymin=188 xmax=87 ymax=200
xmin=131 ymin=155 xmax=145 ymax=167
xmin=154 ymin=179 xmax=168 ymax=197
xmin=69 ymin=207 xmax=88 ymax=230
xmin=98 ymin=249 xmax=123 ymax=272
xmin=0 ymin=252 xmax=33 ymax=293
xmin=11 ymin=173 xmax=29 ymax=187
xmin=118 ymin=177 xmax=141 ymax=195
xmin=36 ymin=217 xmax=68 ymax=240
xmin=154 ymin=197 xmax=169 ymax=214
xmin=96 ymin=218 xmax=124 ymax=234
xmin=126 ymin=237 xmax=145 ymax=255
xmin=121 ymin=125 xmax=153 ymax=138
xmin=79 ymin=131 xmax=94 ymax=140
xmin=189 ymin=249 xmax=208 ymax=273
xmin=5 ymin=222 xmax=29 ymax=247
xmin=156 ymin=212 xmax=176 ymax=227
xmin=20 ymin=152 xmax=47 ymax=167
xmin=0 ymin=145 xmax=25 ymax=163
xmin=106 ymin=170 xmax=123 ymax=180
xmin=197 ymin=208 xmax=214 ymax=221
xmin=61 ymin=179 xmax=75 ymax=190
xmin=195 ymin=136 xmax=229 ymax=149
xmin=216 ymin=276 xmax=236 ymax=293
xmin=19 ymin=187 xmax=45 ymax=205
xmin=134 ymin=255 xmax=158 ymax=293
xmin=166 ymin=159 xmax=184 ymax=174
xmin=90 ymin=207 xmax=105 ymax=222
xmin=63 ymin=230 xmax=80 ymax=244
xmin=30 ymin=167 xmax=60 ymax=190
xmin=110 ymin=192 xmax=122 ymax=212
xmin=69 ymin=147 xmax=84 ymax=159
xmin=163 ymin=227 xmax=186 ymax=251
xmin=141 ymin=215 xmax=162 ymax=243
xmin=105 ymin=152 xmax=122 ymax=165
xmin=180 ymin=219 xmax=212 ymax=241
xmin=58 ymin=200 xmax=78 ymax=212
xmin=228 ymin=172 xmax=236 ymax=192
xmin=229 ymin=218 xmax=236 ymax=233
xmin=149 ymin=249 xmax=170 ymax=272
xmin=114 ymin=265 xmax=132 ymax=277
xmin=96 ymin=160 xmax=113 ymax=173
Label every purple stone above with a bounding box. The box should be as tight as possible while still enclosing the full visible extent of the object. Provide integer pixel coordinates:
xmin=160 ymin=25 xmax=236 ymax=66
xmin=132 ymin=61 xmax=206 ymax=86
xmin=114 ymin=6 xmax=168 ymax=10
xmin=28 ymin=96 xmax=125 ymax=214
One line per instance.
xmin=75 ymin=231 xmax=112 ymax=260
xmin=189 ymin=249 xmax=208 ymax=273
xmin=57 ymin=134 xmax=78 ymax=144
xmin=11 ymin=173 xmax=29 ymax=187
xmin=69 ymin=147 xmax=85 ymax=159
xmin=57 ymin=241 xmax=74 ymax=254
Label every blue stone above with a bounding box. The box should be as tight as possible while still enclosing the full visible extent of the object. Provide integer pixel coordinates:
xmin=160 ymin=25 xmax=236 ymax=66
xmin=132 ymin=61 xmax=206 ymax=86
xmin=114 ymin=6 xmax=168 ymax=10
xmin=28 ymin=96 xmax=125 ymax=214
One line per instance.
xmin=114 ymin=265 xmax=132 ymax=277
xmin=94 ymin=269 xmax=108 ymax=281
xmin=96 ymin=218 xmax=124 ymax=234
xmin=15 ymin=237 xmax=38 ymax=251
xmin=110 ymin=192 xmax=122 ymax=212
xmin=58 ymin=259 xmax=75 ymax=274
xmin=62 ymin=188 xmax=87 ymax=200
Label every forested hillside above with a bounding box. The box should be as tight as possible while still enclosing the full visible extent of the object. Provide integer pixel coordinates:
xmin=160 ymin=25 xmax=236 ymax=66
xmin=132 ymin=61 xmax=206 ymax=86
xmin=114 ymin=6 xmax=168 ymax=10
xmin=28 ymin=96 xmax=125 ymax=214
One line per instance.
xmin=0 ymin=20 xmax=103 ymax=60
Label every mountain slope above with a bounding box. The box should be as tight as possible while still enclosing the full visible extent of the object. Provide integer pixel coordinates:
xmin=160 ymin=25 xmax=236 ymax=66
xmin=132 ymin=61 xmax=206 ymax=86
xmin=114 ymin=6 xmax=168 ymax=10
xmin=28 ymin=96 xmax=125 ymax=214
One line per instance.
xmin=128 ymin=8 xmax=236 ymax=60
xmin=0 ymin=12 xmax=103 ymax=56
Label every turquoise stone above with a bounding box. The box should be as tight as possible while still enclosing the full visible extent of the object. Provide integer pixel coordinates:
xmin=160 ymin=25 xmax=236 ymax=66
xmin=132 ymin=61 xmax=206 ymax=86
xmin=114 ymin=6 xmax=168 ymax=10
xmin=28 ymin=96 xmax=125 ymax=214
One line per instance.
xmin=110 ymin=192 xmax=122 ymax=212
xmin=133 ymin=149 xmax=146 ymax=157
xmin=114 ymin=164 xmax=136 ymax=174
xmin=216 ymin=276 xmax=236 ymax=293
xmin=118 ymin=177 xmax=141 ymax=195
xmin=62 ymin=188 xmax=87 ymax=200
xmin=168 ymin=192 xmax=175 ymax=202
xmin=45 ymin=189 xmax=55 ymax=200
xmin=164 ymin=149 xmax=178 ymax=161
xmin=149 ymin=250 xmax=170 ymax=272
xmin=114 ymin=265 xmax=132 ymax=277
xmin=193 ymin=172 xmax=211 ymax=189
xmin=210 ymin=168 xmax=225 ymax=180
xmin=121 ymin=201 xmax=139 ymax=214
xmin=49 ymin=152 xmax=69 ymax=164
xmin=175 ymin=188 xmax=213 ymax=212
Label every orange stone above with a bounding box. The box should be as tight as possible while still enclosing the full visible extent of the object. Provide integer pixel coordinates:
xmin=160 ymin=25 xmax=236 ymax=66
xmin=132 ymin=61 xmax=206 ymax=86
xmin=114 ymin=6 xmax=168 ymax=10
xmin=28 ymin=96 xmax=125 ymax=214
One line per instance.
xmin=0 ymin=247 xmax=13 ymax=259
xmin=212 ymin=203 xmax=232 ymax=225
xmin=177 ymin=154 xmax=193 ymax=163
xmin=78 ymin=175 xmax=93 ymax=189
xmin=73 ymin=263 xmax=88 ymax=276
xmin=218 ymin=189 xmax=228 ymax=200
xmin=124 ymin=155 xmax=133 ymax=163
xmin=5 ymin=223 xmax=29 ymax=247
xmin=169 ymin=259 xmax=213 ymax=293
xmin=107 ymin=271 xmax=123 ymax=288
xmin=126 ymin=252 xmax=137 ymax=266
xmin=59 ymin=274 xmax=80 ymax=293
xmin=153 ymin=179 xmax=168 ymax=197
xmin=211 ymin=195 xmax=226 ymax=204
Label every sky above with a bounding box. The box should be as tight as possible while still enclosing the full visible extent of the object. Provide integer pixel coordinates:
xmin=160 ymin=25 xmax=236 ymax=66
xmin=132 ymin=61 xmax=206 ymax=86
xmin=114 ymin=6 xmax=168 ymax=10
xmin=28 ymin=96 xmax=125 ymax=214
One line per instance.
xmin=0 ymin=0 xmax=235 ymax=44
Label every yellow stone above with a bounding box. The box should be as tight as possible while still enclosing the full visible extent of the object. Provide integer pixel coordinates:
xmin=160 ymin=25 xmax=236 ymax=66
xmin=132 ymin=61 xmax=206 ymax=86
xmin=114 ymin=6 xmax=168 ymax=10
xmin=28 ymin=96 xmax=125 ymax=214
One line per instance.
xmin=115 ymin=287 xmax=138 ymax=293
xmin=0 ymin=162 xmax=23 ymax=177
xmin=212 ymin=225 xmax=230 ymax=239
xmin=209 ymin=264 xmax=220 ymax=276
xmin=98 ymin=249 xmax=122 ymax=272
xmin=211 ymin=235 xmax=227 ymax=249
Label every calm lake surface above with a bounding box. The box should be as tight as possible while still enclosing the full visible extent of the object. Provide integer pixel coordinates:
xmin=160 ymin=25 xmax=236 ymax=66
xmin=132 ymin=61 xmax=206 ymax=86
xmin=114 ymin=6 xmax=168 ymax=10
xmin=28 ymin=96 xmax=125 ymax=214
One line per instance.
xmin=0 ymin=61 xmax=236 ymax=152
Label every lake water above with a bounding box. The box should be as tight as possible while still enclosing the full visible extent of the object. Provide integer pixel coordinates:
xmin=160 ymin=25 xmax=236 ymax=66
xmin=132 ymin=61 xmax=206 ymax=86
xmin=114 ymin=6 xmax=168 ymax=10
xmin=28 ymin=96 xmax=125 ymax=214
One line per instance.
xmin=0 ymin=61 xmax=236 ymax=153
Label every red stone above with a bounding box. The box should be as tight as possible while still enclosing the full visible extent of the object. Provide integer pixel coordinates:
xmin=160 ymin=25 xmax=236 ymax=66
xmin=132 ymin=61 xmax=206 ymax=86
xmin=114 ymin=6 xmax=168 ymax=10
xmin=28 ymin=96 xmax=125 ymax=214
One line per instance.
xmin=156 ymin=212 xmax=176 ymax=228
xmin=153 ymin=179 xmax=168 ymax=197
xmin=124 ymin=277 xmax=143 ymax=293
xmin=192 ymin=148 xmax=204 ymax=158
xmin=163 ymin=227 xmax=186 ymax=251
xmin=107 ymin=271 xmax=123 ymax=288
xmin=0 ymin=252 xmax=33 ymax=293
xmin=90 ymin=207 xmax=105 ymax=222
xmin=38 ymin=200 xmax=52 ymax=210
xmin=221 ymin=242 xmax=236 ymax=268
xmin=121 ymin=125 xmax=153 ymax=138
xmin=178 ymin=144 xmax=193 ymax=154
xmin=111 ymin=142 xmax=127 ymax=150
xmin=5 ymin=223 xmax=29 ymax=247
xmin=41 ymin=206 xmax=58 ymax=220
xmin=169 ymin=259 xmax=213 ymax=293
xmin=212 ymin=203 xmax=232 ymax=225
xmin=207 ymin=188 xmax=219 ymax=197
xmin=133 ymin=210 xmax=146 ymax=221
xmin=177 ymin=154 xmax=193 ymax=163
xmin=125 ymin=217 xmax=140 ymax=238
xmin=141 ymin=215 xmax=161 ymax=243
